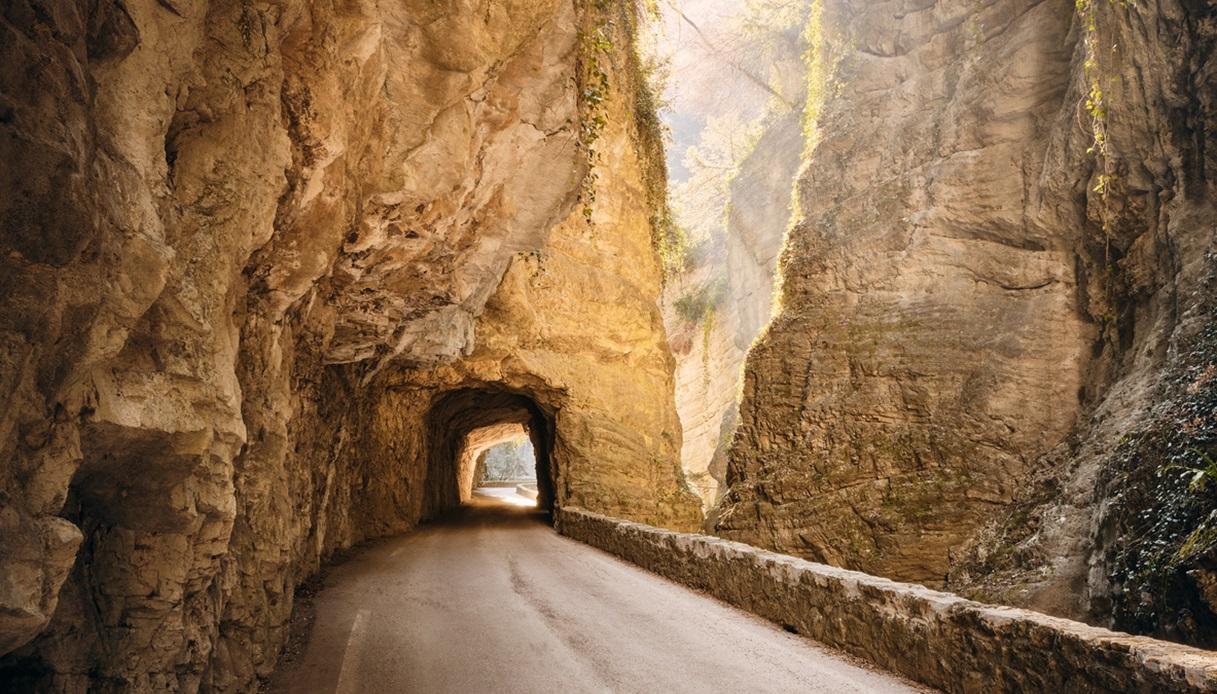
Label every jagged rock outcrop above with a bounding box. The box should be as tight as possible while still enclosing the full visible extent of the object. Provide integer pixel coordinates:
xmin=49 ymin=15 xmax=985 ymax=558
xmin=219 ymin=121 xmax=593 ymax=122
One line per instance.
xmin=949 ymin=0 xmax=1217 ymax=646
xmin=665 ymin=266 xmax=744 ymax=506
xmin=715 ymin=0 xmax=1217 ymax=647
xmin=0 ymin=0 xmax=698 ymax=689
xmin=665 ymin=109 xmax=804 ymax=510
xmin=718 ymin=0 xmax=1091 ymax=582
xmin=723 ymin=108 xmax=804 ymax=349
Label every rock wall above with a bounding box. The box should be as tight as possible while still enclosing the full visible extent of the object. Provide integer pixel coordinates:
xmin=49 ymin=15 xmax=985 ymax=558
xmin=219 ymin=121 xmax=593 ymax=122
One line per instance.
xmin=718 ymin=0 xmax=1091 ymax=584
xmin=664 ymin=266 xmax=745 ymax=507
xmin=715 ymin=0 xmax=1217 ymax=645
xmin=949 ymin=0 xmax=1217 ymax=646
xmin=558 ymin=506 xmax=1217 ymax=694
xmin=723 ymin=108 xmax=805 ymax=349
xmin=367 ymin=86 xmax=703 ymax=530
xmin=0 ymin=0 xmax=697 ymax=690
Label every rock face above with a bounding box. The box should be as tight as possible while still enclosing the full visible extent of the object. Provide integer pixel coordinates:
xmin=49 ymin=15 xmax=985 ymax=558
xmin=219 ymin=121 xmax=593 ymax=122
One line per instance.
xmin=662 ymin=38 xmax=807 ymax=512
xmin=948 ymin=0 xmax=1217 ymax=646
xmin=664 ymin=267 xmax=744 ymax=506
xmin=0 ymin=0 xmax=698 ymax=689
xmin=718 ymin=0 xmax=1091 ymax=584
xmin=723 ymin=109 xmax=805 ymax=351
xmin=715 ymin=0 xmax=1217 ymax=644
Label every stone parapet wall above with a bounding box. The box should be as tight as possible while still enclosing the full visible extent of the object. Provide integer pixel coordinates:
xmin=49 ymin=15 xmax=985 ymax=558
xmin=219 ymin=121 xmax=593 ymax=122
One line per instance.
xmin=556 ymin=507 xmax=1217 ymax=693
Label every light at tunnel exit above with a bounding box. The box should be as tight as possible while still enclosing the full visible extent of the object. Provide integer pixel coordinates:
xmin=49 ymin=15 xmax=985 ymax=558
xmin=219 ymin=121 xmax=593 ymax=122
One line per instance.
xmin=475 ymin=487 xmax=537 ymax=508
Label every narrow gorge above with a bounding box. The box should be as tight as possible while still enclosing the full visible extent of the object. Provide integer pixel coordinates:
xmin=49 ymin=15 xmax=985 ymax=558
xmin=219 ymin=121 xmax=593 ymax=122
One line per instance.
xmin=1 ymin=0 xmax=1215 ymax=692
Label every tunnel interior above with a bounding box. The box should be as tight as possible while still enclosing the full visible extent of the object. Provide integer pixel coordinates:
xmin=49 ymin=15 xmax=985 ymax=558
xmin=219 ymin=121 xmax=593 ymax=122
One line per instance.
xmin=423 ymin=387 xmax=556 ymax=518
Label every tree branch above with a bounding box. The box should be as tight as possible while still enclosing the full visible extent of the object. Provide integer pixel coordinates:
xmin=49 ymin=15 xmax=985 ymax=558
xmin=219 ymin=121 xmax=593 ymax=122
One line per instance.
xmin=664 ymin=0 xmax=796 ymax=110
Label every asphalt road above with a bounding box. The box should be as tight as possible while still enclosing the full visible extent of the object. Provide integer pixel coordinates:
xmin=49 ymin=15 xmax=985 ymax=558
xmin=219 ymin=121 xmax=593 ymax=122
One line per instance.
xmin=269 ymin=493 xmax=929 ymax=693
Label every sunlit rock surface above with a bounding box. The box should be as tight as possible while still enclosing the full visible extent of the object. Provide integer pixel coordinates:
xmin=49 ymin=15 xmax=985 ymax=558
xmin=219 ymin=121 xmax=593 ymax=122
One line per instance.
xmin=664 ymin=110 xmax=805 ymax=512
xmin=659 ymin=2 xmax=807 ymax=512
xmin=715 ymin=0 xmax=1217 ymax=646
xmin=0 ymin=0 xmax=698 ymax=689
xmin=473 ymin=438 xmax=536 ymax=486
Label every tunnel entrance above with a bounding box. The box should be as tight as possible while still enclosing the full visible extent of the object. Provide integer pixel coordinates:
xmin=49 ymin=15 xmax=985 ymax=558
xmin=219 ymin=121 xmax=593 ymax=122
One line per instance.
xmin=423 ymin=388 xmax=556 ymax=519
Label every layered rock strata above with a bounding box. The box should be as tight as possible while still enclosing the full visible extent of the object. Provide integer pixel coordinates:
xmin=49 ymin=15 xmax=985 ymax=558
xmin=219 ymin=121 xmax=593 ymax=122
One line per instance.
xmin=715 ymin=0 xmax=1217 ymax=647
xmin=665 ymin=82 xmax=805 ymax=511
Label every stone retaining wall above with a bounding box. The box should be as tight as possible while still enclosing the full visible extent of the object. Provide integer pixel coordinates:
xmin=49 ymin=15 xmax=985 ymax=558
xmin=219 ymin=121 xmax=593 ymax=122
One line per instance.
xmin=555 ymin=507 xmax=1217 ymax=693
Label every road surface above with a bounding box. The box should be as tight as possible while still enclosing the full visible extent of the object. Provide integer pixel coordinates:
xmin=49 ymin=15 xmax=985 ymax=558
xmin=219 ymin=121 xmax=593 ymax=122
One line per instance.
xmin=269 ymin=493 xmax=929 ymax=693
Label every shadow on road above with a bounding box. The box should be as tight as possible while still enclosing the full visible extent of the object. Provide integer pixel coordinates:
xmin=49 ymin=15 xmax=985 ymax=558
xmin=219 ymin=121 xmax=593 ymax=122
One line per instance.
xmin=429 ymin=492 xmax=552 ymax=529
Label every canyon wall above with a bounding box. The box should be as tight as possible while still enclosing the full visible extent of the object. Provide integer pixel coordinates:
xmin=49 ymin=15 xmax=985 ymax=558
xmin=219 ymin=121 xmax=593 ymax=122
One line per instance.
xmin=664 ymin=108 xmax=804 ymax=510
xmin=660 ymin=3 xmax=807 ymax=512
xmin=664 ymin=265 xmax=744 ymax=505
xmin=715 ymin=0 xmax=1217 ymax=645
xmin=0 ymin=0 xmax=697 ymax=690
xmin=474 ymin=438 xmax=536 ymax=485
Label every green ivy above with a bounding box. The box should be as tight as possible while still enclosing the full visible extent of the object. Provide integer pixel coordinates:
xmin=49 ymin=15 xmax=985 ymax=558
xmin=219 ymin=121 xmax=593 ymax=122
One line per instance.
xmin=576 ymin=3 xmax=614 ymax=224
xmin=577 ymin=0 xmax=688 ymax=284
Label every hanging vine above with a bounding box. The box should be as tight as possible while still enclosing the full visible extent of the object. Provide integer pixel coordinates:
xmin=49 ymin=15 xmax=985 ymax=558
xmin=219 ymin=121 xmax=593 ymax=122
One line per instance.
xmin=1075 ymin=0 xmax=1137 ymax=330
xmin=575 ymin=0 xmax=614 ymax=224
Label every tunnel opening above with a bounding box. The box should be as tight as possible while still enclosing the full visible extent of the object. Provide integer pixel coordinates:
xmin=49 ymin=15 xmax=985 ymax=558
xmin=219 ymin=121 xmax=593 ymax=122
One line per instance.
xmin=469 ymin=435 xmax=539 ymax=506
xmin=423 ymin=387 xmax=557 ymax=519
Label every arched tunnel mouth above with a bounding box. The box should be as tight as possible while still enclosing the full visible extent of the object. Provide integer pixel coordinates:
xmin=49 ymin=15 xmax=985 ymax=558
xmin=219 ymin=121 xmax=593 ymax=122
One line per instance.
xmin=423 ymin=387 xmax=557 ymax=520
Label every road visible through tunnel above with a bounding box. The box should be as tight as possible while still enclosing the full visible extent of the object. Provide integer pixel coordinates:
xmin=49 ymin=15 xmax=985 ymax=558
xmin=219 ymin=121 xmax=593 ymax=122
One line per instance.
xmin=268 ymin=493 xmax=931 ymax=693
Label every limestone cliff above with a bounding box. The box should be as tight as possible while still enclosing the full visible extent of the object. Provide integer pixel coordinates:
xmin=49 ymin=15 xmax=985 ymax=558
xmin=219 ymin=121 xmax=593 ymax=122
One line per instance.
xmin=0 ymin=0 xmax=698 ymax=690
xmin=473 ymin=439 xmax=536 ymax=485
xmin=665 ymin=265 xmax=742 ymax=506
xmin=663 ymin=109 xmax=803 ymax=509
xmin=715 ymin=0 xmax=1217 ymax=646
xmin=660 ymin=3 xmax=807 ymax=512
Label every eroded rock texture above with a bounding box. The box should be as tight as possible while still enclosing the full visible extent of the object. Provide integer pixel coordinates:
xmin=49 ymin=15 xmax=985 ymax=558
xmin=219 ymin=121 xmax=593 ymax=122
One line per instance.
xmin=0 ymin=0 xmax=698 ymax=689
xmin=715 ymin=0 xmax=1217 ymax=645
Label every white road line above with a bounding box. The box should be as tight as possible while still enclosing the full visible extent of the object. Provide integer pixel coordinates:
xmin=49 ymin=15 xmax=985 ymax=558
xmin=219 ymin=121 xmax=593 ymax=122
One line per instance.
xmin=334 ymin=610 xmax=369 ymax=694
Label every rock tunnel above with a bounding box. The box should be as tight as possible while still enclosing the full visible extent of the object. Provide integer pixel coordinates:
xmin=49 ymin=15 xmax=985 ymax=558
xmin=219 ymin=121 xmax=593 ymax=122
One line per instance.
xmin=3 ymin=0 xmax=1217 ymax=690
xmin=423 ymin=388 xmax=556 ymax=516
